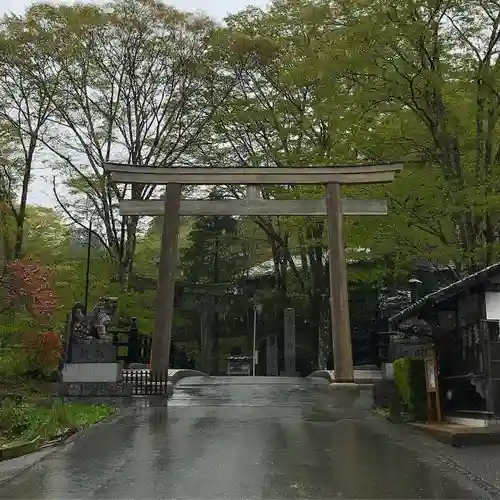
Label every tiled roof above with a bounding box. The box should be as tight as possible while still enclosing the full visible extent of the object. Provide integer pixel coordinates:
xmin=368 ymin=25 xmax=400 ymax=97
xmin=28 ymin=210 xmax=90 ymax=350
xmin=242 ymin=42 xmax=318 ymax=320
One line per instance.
xmin=247 ymin=248 xmax=372 ymax=278
xmin=389 ymin=261 xmax=500 ymax=325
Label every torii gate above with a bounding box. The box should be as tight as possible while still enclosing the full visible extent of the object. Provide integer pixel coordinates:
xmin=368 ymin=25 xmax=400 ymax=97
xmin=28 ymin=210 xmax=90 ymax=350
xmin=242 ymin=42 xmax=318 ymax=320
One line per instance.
xmin=104 ymin=163 xmax=402 ymax=382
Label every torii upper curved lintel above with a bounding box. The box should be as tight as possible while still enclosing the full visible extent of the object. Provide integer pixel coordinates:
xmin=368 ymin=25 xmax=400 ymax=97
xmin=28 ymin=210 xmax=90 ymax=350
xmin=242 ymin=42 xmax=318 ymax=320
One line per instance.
xmin=103 ymin=162 xmax=403 ymax=185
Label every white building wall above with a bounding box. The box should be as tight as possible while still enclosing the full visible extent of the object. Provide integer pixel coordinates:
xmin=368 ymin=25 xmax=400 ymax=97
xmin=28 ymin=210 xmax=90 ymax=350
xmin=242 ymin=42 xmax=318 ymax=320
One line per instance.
xmin=485 ymin=292 xmax=500 ymax=321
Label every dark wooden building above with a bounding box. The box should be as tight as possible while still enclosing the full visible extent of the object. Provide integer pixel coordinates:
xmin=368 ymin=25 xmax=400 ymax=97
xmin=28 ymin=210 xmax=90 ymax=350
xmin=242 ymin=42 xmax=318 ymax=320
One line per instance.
xmin=389 ymin=262 xmax=500 ymax=421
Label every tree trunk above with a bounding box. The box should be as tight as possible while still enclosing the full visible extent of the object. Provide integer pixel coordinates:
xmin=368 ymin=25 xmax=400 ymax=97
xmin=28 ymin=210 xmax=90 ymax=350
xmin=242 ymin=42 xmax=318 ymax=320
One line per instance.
xmin=318 ymin=307 xmax=330 ymax=370
xmin=13 ymin=137 xmax=37 ymax=259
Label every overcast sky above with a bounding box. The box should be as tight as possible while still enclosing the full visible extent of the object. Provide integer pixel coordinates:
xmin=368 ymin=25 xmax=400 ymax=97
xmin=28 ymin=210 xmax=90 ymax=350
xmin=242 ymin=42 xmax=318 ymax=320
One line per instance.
xmin=0 ymin=0 xmax=266 ymax=20
xmin=0 ymin=0 xmax=269 ymax=208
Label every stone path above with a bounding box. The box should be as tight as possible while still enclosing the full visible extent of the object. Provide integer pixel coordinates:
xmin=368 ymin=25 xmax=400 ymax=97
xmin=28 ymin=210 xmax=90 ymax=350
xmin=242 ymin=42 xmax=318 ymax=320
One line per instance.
xmin=0 ymin=376 xmax=495 ymax=499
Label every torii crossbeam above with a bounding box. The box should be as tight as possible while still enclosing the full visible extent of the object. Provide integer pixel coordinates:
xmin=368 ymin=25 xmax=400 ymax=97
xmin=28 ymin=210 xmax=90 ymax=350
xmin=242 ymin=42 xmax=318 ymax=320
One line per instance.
xmin=104 ymin=162 xmax=403 ymax=382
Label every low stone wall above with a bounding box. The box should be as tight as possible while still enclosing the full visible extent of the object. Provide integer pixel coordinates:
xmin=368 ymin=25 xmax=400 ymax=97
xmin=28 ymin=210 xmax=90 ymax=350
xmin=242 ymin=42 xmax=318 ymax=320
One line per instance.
xmin=52 ymin=382 xmax=132 ymax=398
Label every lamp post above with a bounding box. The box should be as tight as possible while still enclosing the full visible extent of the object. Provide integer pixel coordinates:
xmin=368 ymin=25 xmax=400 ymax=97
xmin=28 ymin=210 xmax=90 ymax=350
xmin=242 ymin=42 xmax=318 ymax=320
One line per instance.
xmin=253 ymin=302 xmax=263 ymax=376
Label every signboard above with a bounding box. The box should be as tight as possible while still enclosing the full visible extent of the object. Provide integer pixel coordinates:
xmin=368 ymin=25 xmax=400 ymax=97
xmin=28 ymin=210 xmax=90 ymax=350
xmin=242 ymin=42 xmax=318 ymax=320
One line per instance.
xmin=226 ymin=356 xmax=252 ymax=376
xmin=389 ymin=340 xmax=426 ymax=361
xmin=284 ymin=308 xmax=296 ymax=375
xmin=426 ymin=358 xmax=436 ymax=390
xmin=70 ymin=342 xmax=117 ymax=363
xmin=266 ymin=334 xmax=279 ymax=376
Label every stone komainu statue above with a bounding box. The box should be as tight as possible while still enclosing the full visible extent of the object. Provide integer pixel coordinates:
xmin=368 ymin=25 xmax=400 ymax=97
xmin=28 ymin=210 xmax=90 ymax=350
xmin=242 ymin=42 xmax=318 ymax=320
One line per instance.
xmin=70 ymin=297 xmax=118 ymax=344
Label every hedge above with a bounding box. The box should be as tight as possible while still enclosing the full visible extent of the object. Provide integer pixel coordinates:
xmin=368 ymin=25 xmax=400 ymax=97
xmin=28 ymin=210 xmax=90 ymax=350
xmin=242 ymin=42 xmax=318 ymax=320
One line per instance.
xmin=393 ymin=356 xmax=427 ymax=421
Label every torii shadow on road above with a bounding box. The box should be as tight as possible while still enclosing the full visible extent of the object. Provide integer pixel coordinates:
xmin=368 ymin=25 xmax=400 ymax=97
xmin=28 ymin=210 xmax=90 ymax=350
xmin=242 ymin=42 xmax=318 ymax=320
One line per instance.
xmin=103 ymin=163 xmax=403 ymax=383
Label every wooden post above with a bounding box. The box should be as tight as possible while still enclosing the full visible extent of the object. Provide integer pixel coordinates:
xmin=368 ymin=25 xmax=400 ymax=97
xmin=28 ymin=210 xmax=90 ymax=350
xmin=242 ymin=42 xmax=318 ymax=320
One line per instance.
xmin=150 ymin=183 xmax=181 ymax=373
xmin=424 ymin=345 xmax=442 ymax=422
xmin=326 ymin=183 xmax=354 ymax=382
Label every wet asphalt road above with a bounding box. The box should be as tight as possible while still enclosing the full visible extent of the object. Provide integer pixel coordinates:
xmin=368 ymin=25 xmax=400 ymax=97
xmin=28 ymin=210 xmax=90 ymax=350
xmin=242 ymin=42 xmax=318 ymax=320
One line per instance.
xmin=0 ymin=376 xmax=493 ymax=499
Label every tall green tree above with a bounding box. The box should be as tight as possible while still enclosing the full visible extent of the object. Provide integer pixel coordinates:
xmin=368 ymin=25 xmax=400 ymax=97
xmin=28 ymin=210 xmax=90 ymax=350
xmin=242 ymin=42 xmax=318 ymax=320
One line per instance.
xmin=337 ymin=0 xmax=500 ymax=272
xmin=0 ymin=10 xmax=59 ymax=258
xmin=6 ymin=0 xmax=233 ymax=286
xmin=181 ymin=215 xmax=248 ymax=285
xmin=0 ymin=121 xmax=17 ymax=264
xmin=198 ymin=0 xmax=369 ymax=340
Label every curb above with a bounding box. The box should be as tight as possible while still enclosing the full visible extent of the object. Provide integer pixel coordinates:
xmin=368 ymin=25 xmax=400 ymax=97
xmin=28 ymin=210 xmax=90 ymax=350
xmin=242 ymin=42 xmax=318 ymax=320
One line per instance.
xmin=0 ymin=438 xmax=40 ymax=462
xmin=330 ymin=382 xmax=374 ymax=390
xmin=309 ymin=369 xmax=382 ymax=385
xmin=62 ymin=406 xmax=134 ymax=446
xmin=409 ymin=422 xmax=500 ymax=447
xmin=169 ymin=369 xmax=209 ymax=384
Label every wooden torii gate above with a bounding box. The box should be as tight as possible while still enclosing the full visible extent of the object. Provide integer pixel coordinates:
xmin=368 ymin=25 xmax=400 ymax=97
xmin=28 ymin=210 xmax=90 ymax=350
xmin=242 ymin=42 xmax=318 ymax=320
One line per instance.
xmin=104 ymin=163 xmax=402 ymax=382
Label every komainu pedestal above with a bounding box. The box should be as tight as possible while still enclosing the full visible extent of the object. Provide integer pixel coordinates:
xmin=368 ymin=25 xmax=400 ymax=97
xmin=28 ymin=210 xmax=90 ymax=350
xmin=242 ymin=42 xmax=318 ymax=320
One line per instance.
xmin=55 ymin=299 xmax=132 ymax=398
xmin=56 ymin=341 xmax=131 ymax=397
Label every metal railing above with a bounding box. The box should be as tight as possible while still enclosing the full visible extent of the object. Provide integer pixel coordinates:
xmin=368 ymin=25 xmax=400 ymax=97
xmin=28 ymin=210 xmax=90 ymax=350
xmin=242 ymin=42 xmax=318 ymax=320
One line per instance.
xmin=122 ymin=369 xmax=168 ymax=396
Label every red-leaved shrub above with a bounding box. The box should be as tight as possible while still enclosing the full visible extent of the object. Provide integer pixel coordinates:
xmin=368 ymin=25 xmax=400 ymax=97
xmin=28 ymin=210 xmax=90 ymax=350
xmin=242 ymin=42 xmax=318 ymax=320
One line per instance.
xmin=6 ymin=260 xmax=58 ymax=317
xmin=25 ymin=331 xmax=62 ymax=377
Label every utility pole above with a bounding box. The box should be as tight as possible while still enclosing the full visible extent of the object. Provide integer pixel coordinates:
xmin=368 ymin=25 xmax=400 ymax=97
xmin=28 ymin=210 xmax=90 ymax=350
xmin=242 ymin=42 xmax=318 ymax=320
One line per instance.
xmin=83 ymin=217 xmax=92 ymax=315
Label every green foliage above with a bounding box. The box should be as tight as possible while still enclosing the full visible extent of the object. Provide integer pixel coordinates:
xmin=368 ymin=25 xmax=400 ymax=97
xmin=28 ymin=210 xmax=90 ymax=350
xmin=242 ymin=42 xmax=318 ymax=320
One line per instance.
xmin=5 ymin=0 xmax=500 ymax=368
xmin=0 ymin=400 xmax=116 ymax=445
xmin=116 ymin=290 xmax=156 ymax=333
xmin=337 ymin=0 xmax=500 ymax=270
xmin=0 ymin=400 xmax=33 ymax=437
xmin=181 ymin=208 xmax=251 ymax=284
xmin=0 ymin=348 xmax=31 ymax=380
xmin=0 ymin=315 xmax=39 ymax=346
xmin=393 ymin=357 xmax=427 ymax=422
xmin=0 ymin=206 xmax=159 ymax=368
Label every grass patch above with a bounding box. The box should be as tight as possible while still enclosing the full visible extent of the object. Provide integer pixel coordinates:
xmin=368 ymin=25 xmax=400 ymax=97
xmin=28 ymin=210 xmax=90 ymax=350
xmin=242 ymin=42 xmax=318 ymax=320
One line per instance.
xmin=0 ymin=399 xmax=117 ymax=449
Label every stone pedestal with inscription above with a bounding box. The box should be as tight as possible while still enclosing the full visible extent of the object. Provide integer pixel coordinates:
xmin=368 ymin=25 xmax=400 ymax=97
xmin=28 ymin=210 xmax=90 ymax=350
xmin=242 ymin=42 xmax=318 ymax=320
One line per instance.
xmin=55 ymin=341 xmax=131 ymax=398
xmin=62 ymin=362 xmax=122 ymax=383
xmin=382 ymin=338 xmax=427 ymax=381
xmin=266 ymin=334 xmax=279 ymax=376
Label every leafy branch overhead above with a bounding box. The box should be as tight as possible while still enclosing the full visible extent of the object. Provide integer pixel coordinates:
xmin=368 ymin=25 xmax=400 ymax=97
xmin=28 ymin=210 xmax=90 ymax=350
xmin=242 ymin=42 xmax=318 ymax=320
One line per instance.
xmin=2 ymin=0 xmax=500 ymax=309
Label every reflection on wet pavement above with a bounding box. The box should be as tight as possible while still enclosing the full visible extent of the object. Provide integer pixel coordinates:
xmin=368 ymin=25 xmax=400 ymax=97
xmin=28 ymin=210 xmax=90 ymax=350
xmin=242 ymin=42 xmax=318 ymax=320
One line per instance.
xmin=0 ymin=376 xmax=486 ymax=499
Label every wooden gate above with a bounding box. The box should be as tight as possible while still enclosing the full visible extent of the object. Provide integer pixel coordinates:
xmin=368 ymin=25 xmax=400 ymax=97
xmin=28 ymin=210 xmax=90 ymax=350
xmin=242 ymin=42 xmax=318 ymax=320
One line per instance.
xmin=111 ymin=318 xmax=152 ymax=366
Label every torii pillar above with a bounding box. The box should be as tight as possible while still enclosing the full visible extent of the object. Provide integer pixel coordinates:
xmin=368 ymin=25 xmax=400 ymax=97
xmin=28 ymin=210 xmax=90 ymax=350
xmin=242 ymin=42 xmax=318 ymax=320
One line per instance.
xmin=150 ymin=183 xmax=181 ymax=373
xmin=326 ymin=183 xmax=353 ymax=381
